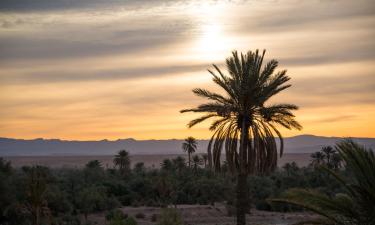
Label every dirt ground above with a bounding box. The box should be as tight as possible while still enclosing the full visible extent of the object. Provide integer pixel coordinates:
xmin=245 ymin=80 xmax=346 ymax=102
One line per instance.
xmin=87 ymin=204 xmax=317 ymax=225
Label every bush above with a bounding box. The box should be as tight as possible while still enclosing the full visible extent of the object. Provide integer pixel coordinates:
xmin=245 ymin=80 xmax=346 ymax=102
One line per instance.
xmin=110 ymin=215 xmax=137 ymax=225
xmin=124 ymin=217 xmax=137 ymax=225
xmin=106 ymin=209 xmax=127 ymax=221
xmin=157 ymin=208 xmax=182 ymax=225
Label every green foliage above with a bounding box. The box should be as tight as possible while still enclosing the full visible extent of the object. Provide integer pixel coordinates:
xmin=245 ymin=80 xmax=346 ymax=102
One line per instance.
xmin=157 ymin=208 xmax=182 ymax=225
xmin=271 ymin=140 xmax=375 ymax=225
xmin=106 ymin=209 xmax=127 ymax=221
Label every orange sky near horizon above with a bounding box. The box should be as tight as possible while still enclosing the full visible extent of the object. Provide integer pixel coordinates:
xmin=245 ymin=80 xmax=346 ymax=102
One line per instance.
xmin=0 ymin=0 xmax=374 ymax=140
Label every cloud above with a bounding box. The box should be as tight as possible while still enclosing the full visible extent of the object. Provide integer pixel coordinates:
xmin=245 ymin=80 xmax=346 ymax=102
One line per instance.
xmin=0 ymin=64 xmax=208 ymax=84
xmin=312 ymin=115 xmax=357 ymax=123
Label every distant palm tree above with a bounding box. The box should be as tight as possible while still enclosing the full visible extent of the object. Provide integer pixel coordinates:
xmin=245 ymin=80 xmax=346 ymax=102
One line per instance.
xmin=330 ymin=153 xmax=342 ymax=170
xmin=182 ymin=137 xmax=197 ymax=168
xmin=161 ymin=159 xmax=173 ymax=171
xmin=113 ymin=150 xmax=130 ymax=175
xmin=202 ymin=154 xmax=208 ymax=168
xmin=192 ymin=155 xmax=203 ymax=172
xmin=321 ymin=146 xmax=335 ymax=166
xmin=181 ymin=50 xmax=301 ymax=225
xmin=85 ymin=160 xmax=102 ymax=169
xmin=282 ymin=162 xmax=298 ymax=176
xmin=172 ymin=156 xmax=186 ymax=173
xmin=271 ymin=140 xmax=375 ymax=225
xmin=310 ymin=151 xmax=325 ymax=167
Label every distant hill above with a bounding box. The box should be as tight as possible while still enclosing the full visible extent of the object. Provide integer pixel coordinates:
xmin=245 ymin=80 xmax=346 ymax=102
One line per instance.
xmin=0 ymin=135 xmax=374 ymax=156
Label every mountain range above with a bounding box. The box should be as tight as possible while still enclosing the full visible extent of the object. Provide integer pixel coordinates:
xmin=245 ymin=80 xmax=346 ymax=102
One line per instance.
xmin=0 ymin=135 xmax=374 ymax=156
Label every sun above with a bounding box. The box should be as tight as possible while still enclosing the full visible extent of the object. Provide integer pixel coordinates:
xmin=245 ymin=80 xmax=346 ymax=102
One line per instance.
xmin=186 ymin=2 xmax=232 ymax=61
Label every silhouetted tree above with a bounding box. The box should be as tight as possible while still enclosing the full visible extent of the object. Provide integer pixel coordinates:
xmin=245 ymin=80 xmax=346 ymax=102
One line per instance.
xmin=114 ymin=150 xmax=131 ymax=175
xmin=172 ymin=156 xmax=186 ymax=173
xmin=321 ymin=146 xmax=335 ymax=167
xmin=310 ymin=152 xmax=325 ymax=167
xmin=181 ymin=50 xmax=301 ymax=225
xmin=182 ymin=137 xmax=197 ymax=168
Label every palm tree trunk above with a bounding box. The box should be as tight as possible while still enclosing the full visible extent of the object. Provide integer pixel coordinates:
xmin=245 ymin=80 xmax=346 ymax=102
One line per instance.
xmin=236 ymin=173 xmax=248 ymax=225
xmin=236 ymin=117 xmax=249 ymax=225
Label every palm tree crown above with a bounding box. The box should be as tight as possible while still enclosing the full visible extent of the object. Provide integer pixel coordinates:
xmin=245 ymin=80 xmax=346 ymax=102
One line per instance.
xmin=181 ymin=50 xmax=301 ymax=174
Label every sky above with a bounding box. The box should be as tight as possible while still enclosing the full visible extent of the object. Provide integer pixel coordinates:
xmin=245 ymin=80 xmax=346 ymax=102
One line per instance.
xmin=0 ymin=0 xmax=374 ymax=140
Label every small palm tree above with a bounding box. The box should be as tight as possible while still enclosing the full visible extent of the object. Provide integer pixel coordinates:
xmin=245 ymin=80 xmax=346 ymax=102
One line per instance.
xmin=310 ymin=151 xmax=325 ymax=167
xmin=321 ymin=146 xmax=336 ymax=166
xmin=271 ymin=140 xmax=375 ymax=225
xmin=181 ymin=50 xmax=301 ymax=225
xmin=192 ymin=155 xmax=203 ymax=172
xmin=182 ymin=137 xmax=197 ymax=168
xmin=161 ymin=159 xmax=173 ymax=171
xmin=85 ymin=160 xmax=102 ymax=169
xmin=113 ymin=150 xmax=131 ymax=175
xmin=330 ymin=153 xmax=342 ymax=170
xmin=172 ymin=156 xmax=186 ymax=173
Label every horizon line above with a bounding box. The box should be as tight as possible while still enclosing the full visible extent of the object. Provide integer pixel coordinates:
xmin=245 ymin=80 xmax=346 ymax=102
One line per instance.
xmin=1 ymin=134 xmax=375 ymax=142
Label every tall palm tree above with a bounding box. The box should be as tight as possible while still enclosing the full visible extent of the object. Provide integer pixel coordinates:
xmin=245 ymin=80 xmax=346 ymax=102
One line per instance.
xmin=181 ymin=50 xmax=301 ymax=225
xmin=271 ymin=140 xmax=375 ymax=225
xmin=310 ymin=151 xmax=325 ymax=167
xmin=182 ymin=137 xmax=197 ymax=168
xmin=113 ymin=150 xmax=131 ymax=175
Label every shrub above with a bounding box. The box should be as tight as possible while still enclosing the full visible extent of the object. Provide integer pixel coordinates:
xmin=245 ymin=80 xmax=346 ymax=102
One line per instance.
xmin=106 ymin=209 xmax=127 ymax=221
xmin=157 ymin=208 xmax=182 ymax=225
xmin=124 ymin=217 xmax=137 ymax=225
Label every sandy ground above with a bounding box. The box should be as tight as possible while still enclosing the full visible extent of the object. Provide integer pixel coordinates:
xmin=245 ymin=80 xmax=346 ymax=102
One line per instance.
xmin=4 ymin=153 xmax=311 ymax=168
xmin=87 ymin=204 xmax=317 ymax=225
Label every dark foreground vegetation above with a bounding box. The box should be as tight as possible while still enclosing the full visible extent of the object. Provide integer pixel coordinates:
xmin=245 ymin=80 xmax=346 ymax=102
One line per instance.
xmin=2 ymin=140 xmax=372 ymax=225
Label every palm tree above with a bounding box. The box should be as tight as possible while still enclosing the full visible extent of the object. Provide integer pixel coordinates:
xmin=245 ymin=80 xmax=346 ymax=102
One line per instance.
xmin=310 ymin=151 xmax=325 ymax=167
xmin=321 ymin=146 xmax=336 ymax=167
xmin=271 ymin=140 xmax=375 ymax=225
xmin=181 ymin=50 xmax=301 ymax=225
xmin=202 ymin=154 xmax=208 ymax=168
xmin=192 ymin=155 xmax=203 ymax=172
xmin=330 ymin=153 xmax=342 ymax=170
xmin=85 ymin=160 xmax=102 ymax=169
xmin=113 ymin=150 xmax=131 ymax=175
xmin=172 ymin=156 xmax=186 ymax=173
xmin=182 ymin=137 xmax=197 ymax=168
xmin=161 ymin=159 xmax=173 ymax=171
